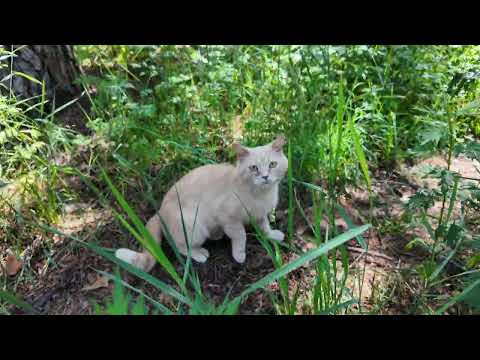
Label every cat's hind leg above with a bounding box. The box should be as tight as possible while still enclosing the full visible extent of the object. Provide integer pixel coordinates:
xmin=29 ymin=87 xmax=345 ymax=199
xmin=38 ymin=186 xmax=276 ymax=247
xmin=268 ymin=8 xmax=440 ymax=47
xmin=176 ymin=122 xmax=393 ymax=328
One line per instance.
xmin=190 ymin=225 xmax=210 ymax=262
xmin=177 ymin=243 xmax=210 ymax=263
xmin=171 ymin=218 xmax=210 ymax=263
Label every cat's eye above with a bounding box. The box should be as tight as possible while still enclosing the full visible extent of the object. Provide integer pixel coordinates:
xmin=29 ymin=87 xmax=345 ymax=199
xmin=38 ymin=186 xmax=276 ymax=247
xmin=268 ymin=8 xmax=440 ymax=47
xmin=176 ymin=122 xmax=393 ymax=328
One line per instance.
xmin=269 ymin=161 xmax=278 ymax=168
xmin=249 ymin=165 xmax=258 ymax=172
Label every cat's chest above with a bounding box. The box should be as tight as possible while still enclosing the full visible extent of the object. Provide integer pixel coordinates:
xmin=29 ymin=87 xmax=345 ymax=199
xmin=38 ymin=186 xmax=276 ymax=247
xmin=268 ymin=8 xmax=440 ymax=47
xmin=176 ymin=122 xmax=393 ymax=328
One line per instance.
xmin=241 ymin=189 xmax=278 ymax=220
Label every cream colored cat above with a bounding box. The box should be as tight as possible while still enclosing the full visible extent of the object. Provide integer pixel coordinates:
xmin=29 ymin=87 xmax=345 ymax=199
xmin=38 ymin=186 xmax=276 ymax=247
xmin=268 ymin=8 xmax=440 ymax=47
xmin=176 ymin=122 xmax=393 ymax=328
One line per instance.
xmin=115 ymin=135 xmax=288 ymax=272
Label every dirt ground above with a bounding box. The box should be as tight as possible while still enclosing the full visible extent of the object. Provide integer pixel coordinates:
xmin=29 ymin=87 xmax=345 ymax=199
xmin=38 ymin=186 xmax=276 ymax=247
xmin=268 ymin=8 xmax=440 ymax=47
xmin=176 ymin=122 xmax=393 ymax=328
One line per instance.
xmin=2 ymin=150 xmax=479 ymax=315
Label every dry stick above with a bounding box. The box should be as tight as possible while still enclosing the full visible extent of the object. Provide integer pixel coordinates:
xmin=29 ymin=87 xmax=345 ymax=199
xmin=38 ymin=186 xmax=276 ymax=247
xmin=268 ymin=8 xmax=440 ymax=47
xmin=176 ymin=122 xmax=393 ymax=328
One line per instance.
xmin=349 ymin=250 xmax=367 ymax=268
xmin=297 ymin=233 xmax=393 ymax=267
xmin=348 ymin=252 xmax=391 ymax=267
xmin=346 ymin=246 xmax=394 ymax=262
xmin=459 ymin=175 xmax=480 ymax=182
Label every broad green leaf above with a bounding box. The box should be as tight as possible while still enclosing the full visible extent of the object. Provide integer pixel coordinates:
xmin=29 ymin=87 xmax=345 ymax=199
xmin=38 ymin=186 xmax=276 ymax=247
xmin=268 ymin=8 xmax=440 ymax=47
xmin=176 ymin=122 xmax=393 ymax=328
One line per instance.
xmin=462 ymin=274 xmax=480 ymax=310
xmin=435 ymin=276 xmax=480 ymax=314
xmin=446 ymin=223 xmax=463 ymax=249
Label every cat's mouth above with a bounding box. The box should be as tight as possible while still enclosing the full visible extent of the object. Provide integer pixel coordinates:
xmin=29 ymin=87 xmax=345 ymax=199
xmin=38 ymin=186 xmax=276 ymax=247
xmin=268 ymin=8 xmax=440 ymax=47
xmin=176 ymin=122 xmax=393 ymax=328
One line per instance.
xmin=253 ymin=177 xmax=276 ymax=187
xmin=259 ymin=178 xmax=273 ymax=186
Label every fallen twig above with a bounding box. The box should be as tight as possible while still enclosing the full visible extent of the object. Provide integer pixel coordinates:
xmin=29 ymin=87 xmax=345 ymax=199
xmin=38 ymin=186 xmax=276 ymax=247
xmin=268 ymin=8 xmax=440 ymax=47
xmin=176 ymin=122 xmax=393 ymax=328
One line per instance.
xmin=346 ymin=246 xmax=394 ymax=262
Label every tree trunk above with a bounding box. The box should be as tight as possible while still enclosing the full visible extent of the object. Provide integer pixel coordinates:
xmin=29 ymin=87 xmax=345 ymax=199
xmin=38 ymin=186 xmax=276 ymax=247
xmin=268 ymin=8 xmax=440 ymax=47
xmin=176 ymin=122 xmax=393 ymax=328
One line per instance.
xmin=0 ymin=45 xmax=82 ymax=107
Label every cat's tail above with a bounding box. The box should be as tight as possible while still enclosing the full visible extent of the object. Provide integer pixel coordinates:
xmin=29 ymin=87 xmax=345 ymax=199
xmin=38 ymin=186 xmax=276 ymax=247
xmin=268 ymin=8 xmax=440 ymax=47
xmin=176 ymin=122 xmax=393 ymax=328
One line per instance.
xmin=115 ymin=213 xmax=162 ymax=273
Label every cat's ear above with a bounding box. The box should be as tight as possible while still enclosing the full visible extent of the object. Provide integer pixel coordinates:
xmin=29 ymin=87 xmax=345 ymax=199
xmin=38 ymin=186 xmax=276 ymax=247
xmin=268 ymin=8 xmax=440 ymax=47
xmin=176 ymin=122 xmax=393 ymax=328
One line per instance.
xmin=233 ymin=143 xmax=249 ymax=159
xmin=271 ymin=134 xmax=286 ymax=152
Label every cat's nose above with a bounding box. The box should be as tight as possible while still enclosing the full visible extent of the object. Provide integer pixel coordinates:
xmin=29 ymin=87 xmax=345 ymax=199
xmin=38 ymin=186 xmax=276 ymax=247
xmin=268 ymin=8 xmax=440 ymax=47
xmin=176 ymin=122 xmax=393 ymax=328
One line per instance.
xmin=262 ymin=175 xmax=269 ymax=180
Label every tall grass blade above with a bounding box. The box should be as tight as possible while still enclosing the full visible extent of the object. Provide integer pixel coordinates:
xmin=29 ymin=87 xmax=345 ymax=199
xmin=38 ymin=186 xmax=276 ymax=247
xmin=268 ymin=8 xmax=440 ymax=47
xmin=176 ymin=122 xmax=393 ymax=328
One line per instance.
xmin=348 ymin=112 xmax=372 ymax=192
xmin=287 ymin=139 xmax=294 ymax=243
xmin=234 ymin=224 xmax=371 ymax=301
xmin=336 ymin=204 xmax=367 ymax=249
xmin=95 ymin=269 xmax=173 ymax=314
xmin=100 ymin=167 xmax=183 ymax=287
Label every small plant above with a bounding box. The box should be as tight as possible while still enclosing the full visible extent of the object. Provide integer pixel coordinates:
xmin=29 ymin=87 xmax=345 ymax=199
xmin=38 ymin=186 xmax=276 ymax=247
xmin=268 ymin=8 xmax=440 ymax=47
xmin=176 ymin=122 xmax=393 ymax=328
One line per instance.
xmin=404 ymin=97 xmax=480 ymax=313
xmin=0 ymin=288 xmax=37 ymax=314
xmin=250 ymin=139 xmax=367 ymax=315
xmin=92 ymin=272 xmax=152 ymax=315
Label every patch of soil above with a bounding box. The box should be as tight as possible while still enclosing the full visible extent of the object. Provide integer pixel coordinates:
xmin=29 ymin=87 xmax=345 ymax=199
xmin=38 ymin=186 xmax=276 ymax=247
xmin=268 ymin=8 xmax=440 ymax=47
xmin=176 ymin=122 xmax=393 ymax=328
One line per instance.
xmin=56 ymin=97 xmax=92 ymax=135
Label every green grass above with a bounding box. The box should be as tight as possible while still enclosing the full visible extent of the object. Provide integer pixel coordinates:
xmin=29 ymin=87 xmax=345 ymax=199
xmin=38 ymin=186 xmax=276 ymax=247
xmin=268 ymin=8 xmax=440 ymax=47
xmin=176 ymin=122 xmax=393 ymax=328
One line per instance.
xmin=96 ymin=169 xmax=370 ymax=315
xmin=1 ymin=45 xmax=480 ymax=315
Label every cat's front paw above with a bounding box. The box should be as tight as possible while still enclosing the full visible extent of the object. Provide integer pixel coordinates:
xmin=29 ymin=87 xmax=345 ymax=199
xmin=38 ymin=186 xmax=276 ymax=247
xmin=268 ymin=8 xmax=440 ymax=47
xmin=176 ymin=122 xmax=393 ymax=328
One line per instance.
xmin=191 ymin=247 xmax=210 ymax=263
xmin=269 ymin=230 xmax=285 ymax=242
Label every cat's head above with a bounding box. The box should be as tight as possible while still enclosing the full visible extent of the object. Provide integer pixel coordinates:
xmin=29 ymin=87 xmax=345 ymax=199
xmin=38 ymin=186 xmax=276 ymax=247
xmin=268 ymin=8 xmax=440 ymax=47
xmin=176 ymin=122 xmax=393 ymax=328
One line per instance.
xmin=233 ymin=135 xmax=288 ymax=189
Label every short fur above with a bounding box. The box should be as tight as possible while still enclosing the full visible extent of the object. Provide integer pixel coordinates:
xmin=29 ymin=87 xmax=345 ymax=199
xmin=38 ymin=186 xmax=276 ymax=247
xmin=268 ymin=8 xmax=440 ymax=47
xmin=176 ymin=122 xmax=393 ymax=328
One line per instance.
xmin=115 ymin=135 xmax=288 ymax=272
